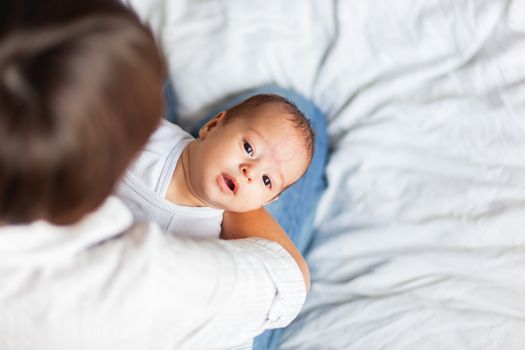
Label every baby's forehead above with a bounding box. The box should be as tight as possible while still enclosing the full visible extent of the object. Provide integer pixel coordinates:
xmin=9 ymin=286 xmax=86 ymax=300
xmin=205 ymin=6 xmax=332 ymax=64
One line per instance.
xmin=265 ymin=129 xmax=310 ymax=182
xmin=244 ymin=114 xmax=307 ymax=153
xmin=267 ymin=134 xmax=302 ymax=163
xmin=245 ymin=118 xmax=300 ymax=143
xmin=242 ymin=111 xmax=298 ymax=135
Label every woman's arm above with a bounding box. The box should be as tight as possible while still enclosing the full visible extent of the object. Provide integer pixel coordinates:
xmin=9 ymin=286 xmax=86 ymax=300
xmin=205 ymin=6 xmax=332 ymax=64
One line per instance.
xmin=221 ymin=208 xmax=310 ymax=291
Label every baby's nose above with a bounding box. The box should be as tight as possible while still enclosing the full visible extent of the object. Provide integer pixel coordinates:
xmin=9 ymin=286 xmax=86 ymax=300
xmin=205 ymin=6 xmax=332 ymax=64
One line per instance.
xmin=240 ymin=164 xmax=254 ymax=182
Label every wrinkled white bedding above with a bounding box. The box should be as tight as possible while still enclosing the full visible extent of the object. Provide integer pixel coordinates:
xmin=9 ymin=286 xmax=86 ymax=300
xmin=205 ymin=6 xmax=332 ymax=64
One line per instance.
xmin=128 ymin=0 xmax=525 ymax=348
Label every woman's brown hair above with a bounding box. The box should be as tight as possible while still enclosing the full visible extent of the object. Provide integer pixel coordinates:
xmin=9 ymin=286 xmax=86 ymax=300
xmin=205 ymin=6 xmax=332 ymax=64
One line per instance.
xmin=0 ymin=1 xmax=165 ymax=225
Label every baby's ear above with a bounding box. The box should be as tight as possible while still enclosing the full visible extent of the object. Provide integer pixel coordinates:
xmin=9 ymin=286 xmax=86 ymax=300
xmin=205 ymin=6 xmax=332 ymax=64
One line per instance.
xmin=198 ymin=111 xmax=226 ymax=139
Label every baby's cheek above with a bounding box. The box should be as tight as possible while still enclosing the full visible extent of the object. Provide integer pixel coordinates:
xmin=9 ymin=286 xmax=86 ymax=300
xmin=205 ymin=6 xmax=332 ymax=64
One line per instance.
xmin=249 ymin=191 xmax=269 ymax=210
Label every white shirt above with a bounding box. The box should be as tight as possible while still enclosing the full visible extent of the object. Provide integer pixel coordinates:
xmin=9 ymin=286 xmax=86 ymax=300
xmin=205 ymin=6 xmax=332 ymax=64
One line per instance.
xmin=117 ymin=120 xmax=224 ymax=238
xmin=0 ymin=197 xmax=306 ymax=350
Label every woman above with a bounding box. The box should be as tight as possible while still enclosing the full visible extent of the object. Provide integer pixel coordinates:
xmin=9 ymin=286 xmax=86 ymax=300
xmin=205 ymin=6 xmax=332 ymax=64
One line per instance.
xmin=0 ymin=0 xmax=328 ymax=349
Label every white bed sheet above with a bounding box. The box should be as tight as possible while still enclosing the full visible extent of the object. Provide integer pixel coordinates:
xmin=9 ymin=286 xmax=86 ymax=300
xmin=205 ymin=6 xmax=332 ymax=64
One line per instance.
xmin=128 ymin=0 xmax=525 ymax=348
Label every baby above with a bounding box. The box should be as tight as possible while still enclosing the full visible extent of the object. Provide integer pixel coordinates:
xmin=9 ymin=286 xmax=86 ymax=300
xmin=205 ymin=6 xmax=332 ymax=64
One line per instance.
xmin=116 ymin=94 xmax=315 ymax=238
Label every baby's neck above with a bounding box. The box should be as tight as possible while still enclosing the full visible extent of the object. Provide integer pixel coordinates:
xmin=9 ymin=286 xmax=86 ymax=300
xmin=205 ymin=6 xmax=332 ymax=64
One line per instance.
xmin=165 ymin=142 xmax=206 ymax=207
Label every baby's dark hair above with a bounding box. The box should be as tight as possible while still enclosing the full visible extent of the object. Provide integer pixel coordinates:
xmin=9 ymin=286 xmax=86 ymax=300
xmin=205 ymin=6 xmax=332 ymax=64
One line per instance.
xmin=224 ymin=94 xmax=315 ymax=162
xmin=0 ymin=2 xmax=165 ymax=225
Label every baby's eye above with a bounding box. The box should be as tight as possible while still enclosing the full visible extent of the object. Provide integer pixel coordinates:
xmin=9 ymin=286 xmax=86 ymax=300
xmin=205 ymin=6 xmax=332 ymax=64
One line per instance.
xmin=262 ymin=175 xmax=272 ymax=189
xmin=243 ymin=141 xmax=254 ymax=157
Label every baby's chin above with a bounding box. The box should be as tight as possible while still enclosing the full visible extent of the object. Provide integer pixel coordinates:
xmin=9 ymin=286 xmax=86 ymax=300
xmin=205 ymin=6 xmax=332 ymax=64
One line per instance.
xmin=214 ymin=201 xmax=264 ymax=213
xmin=203 ymin=186 xmax=265 ymax=212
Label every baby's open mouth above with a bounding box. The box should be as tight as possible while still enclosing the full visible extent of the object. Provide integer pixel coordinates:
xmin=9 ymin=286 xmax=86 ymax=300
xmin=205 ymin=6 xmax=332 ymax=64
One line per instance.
xmin=222 ymin=174 xmax=237 ymax=193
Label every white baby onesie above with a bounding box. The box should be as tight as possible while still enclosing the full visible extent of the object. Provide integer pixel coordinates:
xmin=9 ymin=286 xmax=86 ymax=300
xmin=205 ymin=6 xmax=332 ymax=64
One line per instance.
xmin=116 ymin=120 xmax=223 ymax=238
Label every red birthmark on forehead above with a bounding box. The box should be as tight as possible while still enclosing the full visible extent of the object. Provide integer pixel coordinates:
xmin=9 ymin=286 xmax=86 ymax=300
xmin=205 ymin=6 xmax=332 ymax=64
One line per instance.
xmin=250 ymin=116 xmax=307 ymax=168
xmin=269 ymin=137 xmax=302 ymax=164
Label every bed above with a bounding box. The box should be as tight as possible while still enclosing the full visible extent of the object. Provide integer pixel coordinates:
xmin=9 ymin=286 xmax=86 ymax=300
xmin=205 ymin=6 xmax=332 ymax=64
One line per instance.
xmin=127 ymin=0 xmax=525 ymax=348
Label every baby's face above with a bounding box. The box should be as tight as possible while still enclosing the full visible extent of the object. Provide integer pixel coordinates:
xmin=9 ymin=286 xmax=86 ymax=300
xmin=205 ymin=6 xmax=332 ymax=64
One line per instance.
xmin=187 ymin=111 xmax=309 ymax=212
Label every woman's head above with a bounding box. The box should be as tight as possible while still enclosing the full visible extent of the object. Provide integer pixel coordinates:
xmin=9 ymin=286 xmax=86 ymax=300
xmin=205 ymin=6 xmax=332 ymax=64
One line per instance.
xmin=0 ymin=7 xmax=165 ymax=225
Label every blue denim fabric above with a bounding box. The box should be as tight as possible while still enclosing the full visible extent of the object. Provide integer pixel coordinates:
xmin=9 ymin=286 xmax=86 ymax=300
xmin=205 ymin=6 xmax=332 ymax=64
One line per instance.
xmin=164 ymin=84 xmax=329 ymax=350
xmin=163 ymin=79 xmax=178 ymax=124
